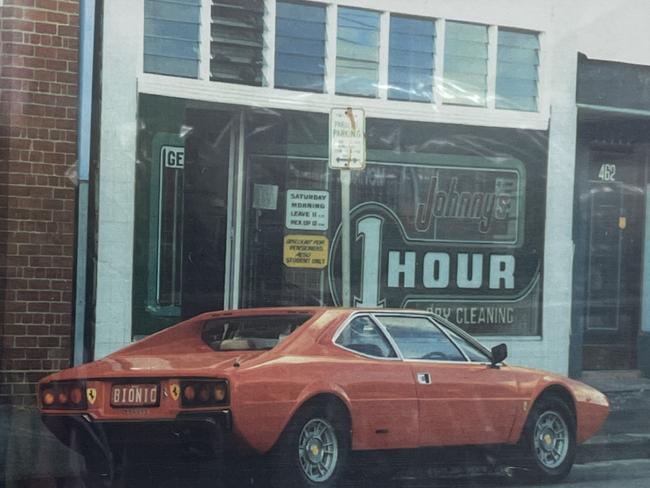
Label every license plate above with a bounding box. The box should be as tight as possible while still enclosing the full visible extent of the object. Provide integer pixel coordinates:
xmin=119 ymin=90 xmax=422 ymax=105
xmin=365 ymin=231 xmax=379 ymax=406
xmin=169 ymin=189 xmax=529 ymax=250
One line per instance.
xmin=111 ymin=384 xmax=159 ymax=407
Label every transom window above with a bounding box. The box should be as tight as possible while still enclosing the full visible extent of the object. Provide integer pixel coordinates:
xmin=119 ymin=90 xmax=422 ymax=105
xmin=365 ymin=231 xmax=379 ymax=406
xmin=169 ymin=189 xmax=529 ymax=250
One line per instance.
xmin=335 ymin=7 xmax=380 ymax=97
xmin=388 ymin=14 xmax=436 ymax=102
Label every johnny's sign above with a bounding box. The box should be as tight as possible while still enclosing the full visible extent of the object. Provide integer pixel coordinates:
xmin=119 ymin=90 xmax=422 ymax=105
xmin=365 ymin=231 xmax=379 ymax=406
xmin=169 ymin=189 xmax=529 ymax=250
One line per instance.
xmin=328 ymin=161 xmax=542 ymax=336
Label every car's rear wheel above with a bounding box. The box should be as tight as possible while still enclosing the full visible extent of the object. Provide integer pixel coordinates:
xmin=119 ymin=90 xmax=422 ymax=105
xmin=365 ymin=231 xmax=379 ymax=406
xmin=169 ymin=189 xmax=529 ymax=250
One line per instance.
xmin=270 ymin=404 xmax=350 ymax=488
xmin=518 ymin=396 xmax=576 ymax=483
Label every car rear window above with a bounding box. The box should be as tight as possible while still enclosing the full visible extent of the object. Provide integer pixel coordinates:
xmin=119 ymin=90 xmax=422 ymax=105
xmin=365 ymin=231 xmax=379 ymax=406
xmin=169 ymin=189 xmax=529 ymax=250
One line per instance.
xmin=201 ymin=314 xmax=312 ymax=351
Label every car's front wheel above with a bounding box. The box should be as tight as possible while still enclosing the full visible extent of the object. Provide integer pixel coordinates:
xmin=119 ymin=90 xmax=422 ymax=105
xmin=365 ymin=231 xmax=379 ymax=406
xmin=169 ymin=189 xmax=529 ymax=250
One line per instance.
xmin=519 ymin=396 xmax=576 ymax=483
xmin=270 ymin=404 xmax=350 ymax=488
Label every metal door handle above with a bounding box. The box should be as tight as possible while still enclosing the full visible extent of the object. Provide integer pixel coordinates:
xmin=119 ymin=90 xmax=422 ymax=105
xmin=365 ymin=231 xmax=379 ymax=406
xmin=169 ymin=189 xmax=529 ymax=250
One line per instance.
xmin=417 ymin=372 xmax=431 ymax=385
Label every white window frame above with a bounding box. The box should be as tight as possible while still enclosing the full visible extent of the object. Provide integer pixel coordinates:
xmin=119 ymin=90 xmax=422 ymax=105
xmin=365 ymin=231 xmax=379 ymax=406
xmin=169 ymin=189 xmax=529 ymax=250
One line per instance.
xmin=136 ymin=0 xmax=550 ymax=131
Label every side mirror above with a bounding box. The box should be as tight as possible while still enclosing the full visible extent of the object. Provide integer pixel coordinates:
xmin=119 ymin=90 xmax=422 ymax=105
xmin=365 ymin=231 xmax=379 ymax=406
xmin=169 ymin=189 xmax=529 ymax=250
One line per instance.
xmin=490 ymin=343 xmax=508 ymax=367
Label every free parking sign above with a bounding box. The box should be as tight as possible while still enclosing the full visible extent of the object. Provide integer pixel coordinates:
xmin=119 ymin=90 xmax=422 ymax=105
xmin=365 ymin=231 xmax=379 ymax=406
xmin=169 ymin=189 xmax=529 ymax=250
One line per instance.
xmin=329 ymin=108 xmax=366 ymax=170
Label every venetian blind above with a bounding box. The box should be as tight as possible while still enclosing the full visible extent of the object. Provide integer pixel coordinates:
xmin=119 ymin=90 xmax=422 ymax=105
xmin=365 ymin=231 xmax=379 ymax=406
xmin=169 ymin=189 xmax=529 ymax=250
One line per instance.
xmin=496 ymin=29 xmax=540 ymax=111
xmin=275 ymin=1 xmax=326 ymax=92
xmin=388 ymin=15 xmax=436 ymax=102
xmin=144 ymin=0 xmax=201 ymax=78
xmin=443 ymin=21 xmax=488 ymax=106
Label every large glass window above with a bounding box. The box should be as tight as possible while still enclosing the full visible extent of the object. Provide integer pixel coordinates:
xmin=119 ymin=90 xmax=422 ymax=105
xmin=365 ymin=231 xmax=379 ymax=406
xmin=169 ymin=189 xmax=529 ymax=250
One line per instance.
xmin=496 ymin=29 xmax=540 ymax=111
xmin=388 ymin=14 xmax=436 ymax=102
xmin=275 ymin=1 xmax=327 ymax=92
xmin=443 ymin=21 xmax=489 ymax=106
xmin=336 ymin=7 xmax=380 ymax=97
xmin=376 ymin=315 xmax=466 ymax=361
xmin=240 ymin=114 xmax=546 ymax=336
xmin=144 ymin=0 xmax=201 ymax=78
xmin=211 ymin=0 xmax=265 ymax=85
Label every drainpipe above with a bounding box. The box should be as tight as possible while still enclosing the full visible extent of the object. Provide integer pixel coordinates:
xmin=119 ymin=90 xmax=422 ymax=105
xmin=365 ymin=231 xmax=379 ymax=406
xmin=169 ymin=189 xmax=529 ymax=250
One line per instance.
xmin=73 ymin=0 xmax=96 ymax=365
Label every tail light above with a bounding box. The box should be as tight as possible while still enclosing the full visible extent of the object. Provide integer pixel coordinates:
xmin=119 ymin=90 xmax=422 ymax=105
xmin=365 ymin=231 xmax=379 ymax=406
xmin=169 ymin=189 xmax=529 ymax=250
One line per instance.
xmin=40 ymin=381 xmax=87 ymax=410
xmin=180 ymin=380 xmax=228 ymax=408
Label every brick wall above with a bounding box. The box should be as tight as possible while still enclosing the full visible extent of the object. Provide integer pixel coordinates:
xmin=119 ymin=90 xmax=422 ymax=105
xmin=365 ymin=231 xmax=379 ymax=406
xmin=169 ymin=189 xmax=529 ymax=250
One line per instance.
xmin=0 ymin=0 xmax=79 ymax=405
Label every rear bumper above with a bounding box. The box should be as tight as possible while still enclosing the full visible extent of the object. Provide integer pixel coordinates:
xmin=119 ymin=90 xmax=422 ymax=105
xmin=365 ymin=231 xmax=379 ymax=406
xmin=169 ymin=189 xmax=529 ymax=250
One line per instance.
xmin=42 ymin=410 xmax=233 ymax=477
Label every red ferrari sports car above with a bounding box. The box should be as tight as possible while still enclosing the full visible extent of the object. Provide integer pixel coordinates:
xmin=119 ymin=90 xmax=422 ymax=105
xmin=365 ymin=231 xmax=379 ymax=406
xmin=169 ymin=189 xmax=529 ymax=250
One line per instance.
xmin=39 ymin=308 xmax=609 ymax=487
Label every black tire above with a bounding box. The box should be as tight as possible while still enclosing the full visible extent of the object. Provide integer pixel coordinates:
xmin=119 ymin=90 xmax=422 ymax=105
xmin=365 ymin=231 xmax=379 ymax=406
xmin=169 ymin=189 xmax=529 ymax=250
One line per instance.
xmin=517 ymin=396 xmax=576 ymax=484
xmin=268 ymin=404 xmax=350 ymax=488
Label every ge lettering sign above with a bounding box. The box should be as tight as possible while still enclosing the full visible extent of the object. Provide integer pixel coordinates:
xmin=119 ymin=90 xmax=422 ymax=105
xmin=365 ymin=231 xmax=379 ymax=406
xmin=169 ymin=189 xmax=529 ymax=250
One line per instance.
xmin=161 ymin=145 xmax=184 ymax=169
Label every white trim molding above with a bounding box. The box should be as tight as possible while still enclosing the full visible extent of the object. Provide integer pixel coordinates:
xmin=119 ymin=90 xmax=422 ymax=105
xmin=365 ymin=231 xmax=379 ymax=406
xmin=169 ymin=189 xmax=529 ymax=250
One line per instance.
xmin=139 ymin=73 xmax=550 ymax=130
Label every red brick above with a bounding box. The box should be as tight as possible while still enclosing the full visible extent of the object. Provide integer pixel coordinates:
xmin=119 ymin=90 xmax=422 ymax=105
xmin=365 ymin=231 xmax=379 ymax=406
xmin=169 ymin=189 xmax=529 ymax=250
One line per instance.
xmin=34 ymin=22 xmax=56 ymax=34
xmin=2 ymin=19 xmax=34 ymax=32
xmin=2 ymin=43 xmax=34 ymax=56
xmin=2 ymin=66 xmax=34 ymax=79
xmin=34 ymin=0 xmax=58 ymax=11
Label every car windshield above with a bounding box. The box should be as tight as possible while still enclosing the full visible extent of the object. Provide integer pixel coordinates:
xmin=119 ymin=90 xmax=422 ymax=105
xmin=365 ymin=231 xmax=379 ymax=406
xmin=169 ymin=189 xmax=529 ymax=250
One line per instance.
xmin=201 ymin=314 xmax=312 ymax=351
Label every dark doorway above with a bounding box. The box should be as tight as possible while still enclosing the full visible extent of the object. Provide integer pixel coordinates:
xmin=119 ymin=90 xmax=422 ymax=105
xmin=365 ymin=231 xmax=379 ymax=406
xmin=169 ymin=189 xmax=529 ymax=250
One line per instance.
xmin=583 ymin=155 xmax=644 ymax=370
xmin=182 ymin=110 xmax=233 ymax=317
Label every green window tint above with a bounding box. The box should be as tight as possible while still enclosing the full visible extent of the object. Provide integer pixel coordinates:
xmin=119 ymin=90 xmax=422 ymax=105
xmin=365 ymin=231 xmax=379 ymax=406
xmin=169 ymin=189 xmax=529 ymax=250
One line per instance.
xmin=144 ymin=0 xmax=201 ymax=78
xmin=275 ymin=1 xmax=326 ymax=92
xmin=336 ymin=7 xmax=380 ymax=97
xmin=496 ymin=29 xmax=540 ymax=111
xmin=388 ymin=14 xmax=436 ymax=102
xmin=443 ymin=21 xmax=488 ymax=106
xmin=211 ymin=0 xmax=265 ymax=85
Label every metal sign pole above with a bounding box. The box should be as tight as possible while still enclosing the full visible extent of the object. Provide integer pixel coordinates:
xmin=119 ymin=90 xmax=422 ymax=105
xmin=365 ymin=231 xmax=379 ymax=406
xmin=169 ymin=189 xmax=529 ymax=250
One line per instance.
xmin=341 ymin=169 xmax=352 ymax=307
xmin=329 ymin=107 xmax=365 ymax=309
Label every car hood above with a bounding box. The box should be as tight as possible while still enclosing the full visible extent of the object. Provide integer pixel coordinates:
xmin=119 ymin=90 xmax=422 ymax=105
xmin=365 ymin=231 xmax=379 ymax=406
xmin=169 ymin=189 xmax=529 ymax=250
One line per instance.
xmin=44 ymin=349 xmax=267 ymax=381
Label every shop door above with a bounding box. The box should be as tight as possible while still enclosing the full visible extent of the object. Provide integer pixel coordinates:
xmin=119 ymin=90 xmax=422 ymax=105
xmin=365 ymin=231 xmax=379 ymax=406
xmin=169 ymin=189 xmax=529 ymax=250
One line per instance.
xmin=584 ymin=157 xmax=644 ymax=370
xmin=181 ymin=110 xmax=234 ymax=317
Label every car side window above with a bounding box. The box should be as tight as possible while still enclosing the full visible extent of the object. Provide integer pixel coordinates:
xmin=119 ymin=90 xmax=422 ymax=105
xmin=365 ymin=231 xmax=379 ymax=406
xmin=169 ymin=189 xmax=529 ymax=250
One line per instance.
xmin=376 ymin=316 xmax=466 ymax=362
xmin=335 ymin=316 xmax=397 ymax=358
xmin=441 ymin=325 xmax=491 ymax=362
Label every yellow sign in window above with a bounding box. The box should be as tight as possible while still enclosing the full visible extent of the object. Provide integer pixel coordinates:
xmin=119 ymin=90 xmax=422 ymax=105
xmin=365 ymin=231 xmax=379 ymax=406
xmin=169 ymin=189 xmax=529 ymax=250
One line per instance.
xmin=283 ymin=235 xmax=329 ymax=269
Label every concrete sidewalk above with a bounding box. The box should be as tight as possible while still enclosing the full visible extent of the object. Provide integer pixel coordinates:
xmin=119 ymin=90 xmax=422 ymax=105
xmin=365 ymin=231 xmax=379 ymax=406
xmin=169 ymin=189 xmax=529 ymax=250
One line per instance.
xmin=1 ymin=371 xmax=649 ymax=485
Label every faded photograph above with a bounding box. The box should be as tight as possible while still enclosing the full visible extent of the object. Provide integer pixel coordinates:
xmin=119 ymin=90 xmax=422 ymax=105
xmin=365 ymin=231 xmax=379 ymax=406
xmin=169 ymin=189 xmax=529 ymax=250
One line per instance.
xmin=2 ymin=1 xmax=650 ymax=487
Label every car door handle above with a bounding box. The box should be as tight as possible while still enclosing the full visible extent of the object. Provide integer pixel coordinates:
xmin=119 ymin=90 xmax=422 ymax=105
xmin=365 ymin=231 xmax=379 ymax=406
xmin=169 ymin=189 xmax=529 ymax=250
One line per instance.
xmin=417 ymin=372 xmax=431 ymax=385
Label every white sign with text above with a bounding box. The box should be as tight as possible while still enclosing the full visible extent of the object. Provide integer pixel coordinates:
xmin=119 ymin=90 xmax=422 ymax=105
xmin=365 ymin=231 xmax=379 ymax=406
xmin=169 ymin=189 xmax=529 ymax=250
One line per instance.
xmin=285 ymin=189 xmax=329 ymax=231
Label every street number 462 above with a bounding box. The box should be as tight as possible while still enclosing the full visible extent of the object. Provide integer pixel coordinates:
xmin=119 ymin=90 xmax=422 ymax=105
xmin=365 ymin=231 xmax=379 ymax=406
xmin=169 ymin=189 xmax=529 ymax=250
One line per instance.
xmin=598 ymin=163 xmax=616 ymax=182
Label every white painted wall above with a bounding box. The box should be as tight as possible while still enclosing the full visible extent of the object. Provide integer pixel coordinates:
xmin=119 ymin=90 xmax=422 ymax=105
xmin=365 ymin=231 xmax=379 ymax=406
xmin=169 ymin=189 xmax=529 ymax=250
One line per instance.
xmin=556 ymin=0 xmax=650 ymax=66
xmin=94 ymin=0 xmax=143 ymax=359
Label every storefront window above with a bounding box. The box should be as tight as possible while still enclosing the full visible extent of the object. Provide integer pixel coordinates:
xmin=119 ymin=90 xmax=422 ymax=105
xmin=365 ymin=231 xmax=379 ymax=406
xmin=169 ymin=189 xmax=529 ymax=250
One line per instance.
xmin=237 ymin=112 xmax=546 ymax=336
